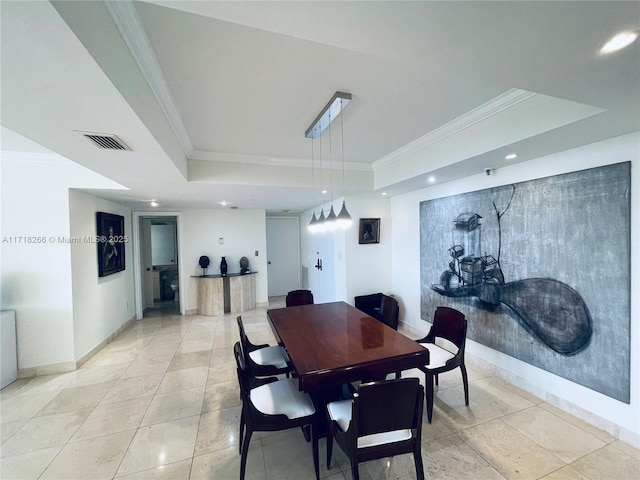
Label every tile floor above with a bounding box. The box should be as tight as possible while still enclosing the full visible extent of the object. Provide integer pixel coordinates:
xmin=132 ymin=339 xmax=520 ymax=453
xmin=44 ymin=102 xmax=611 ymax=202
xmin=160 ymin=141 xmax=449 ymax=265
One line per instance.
xmin=1 ymin=298 xmax=638 ymax=480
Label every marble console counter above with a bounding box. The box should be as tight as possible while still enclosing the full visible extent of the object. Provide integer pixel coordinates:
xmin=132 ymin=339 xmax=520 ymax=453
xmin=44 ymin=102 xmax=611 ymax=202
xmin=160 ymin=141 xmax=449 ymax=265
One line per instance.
xmin=192 ymin=272 xmax=257 ymax=316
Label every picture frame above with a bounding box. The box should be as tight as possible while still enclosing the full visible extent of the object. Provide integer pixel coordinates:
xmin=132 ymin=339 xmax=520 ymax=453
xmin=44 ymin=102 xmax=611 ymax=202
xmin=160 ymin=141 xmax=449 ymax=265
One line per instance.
xmin=358 ymin=218 xmax=380 ymax=244
xmin=96 ymin=212 xmax=126 ymax=277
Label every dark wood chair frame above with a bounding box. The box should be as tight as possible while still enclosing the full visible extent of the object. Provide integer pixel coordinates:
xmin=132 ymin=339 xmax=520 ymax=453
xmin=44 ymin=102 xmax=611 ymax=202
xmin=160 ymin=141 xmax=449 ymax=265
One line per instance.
xmin=236 ymin=315 xmax=291 ymax=377
xmin=285 ymin=289 xmax=314 ymax=307
xmin=326 ymin=377 xmax=425 ymax=480
xmin=415 ymin=306 xmax=469 ymax=423
xmin=234 ymin=342 xmax=319 ymax=480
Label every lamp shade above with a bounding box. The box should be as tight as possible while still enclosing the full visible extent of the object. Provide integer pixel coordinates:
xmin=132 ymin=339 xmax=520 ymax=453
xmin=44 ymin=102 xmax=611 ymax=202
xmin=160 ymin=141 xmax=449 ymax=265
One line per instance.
xmin=316 ymin=209 xmax=327 ymax=233
xmin=326 ymin=205 xmax=338 ymax=231
xmin=308 ymin=212 xmax=318 ymax=233
xmin=336 ymin=200 xmax=353 ymax=229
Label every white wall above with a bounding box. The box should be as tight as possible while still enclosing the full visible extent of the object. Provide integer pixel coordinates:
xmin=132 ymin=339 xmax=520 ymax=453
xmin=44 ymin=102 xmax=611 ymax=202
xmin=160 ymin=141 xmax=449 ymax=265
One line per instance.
xmin=300 ymin=196 xmax=392 ymax=304
xmin=181 ymin=209 xmax=268 ymax=311
xmin=0 ymin=152 xmax=126 ymax=373
xmin=391 ymin=132 xmax=640 ymax=446
xmin=69 ymin=190 xmax=135 ymax=362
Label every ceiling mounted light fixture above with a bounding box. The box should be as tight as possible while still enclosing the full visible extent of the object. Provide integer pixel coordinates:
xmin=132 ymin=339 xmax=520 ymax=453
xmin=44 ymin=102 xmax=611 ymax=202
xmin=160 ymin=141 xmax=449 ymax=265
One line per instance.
xmin=306 ymin=92 xmax=353 ymax=232
xmin=600 ymin=30 xmax=639 ymax=54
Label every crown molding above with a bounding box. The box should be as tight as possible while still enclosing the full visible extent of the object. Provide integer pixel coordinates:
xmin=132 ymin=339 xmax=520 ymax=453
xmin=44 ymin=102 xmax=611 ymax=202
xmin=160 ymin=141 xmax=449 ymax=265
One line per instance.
xmin=373 ymin=88 xmax=536 ymax=170
xmin=189 ymin=150 xmax=371 ymax=171
xmin=106 ymin=1 xmax=194 ymax=155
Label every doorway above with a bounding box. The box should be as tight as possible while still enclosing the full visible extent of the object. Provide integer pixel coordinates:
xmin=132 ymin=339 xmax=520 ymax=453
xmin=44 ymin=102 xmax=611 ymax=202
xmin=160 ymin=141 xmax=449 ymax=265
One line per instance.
xmin=133 ymin=212 xmax=183 ymax=319
xmin=266 ymin=216 xmax=301 ymax=297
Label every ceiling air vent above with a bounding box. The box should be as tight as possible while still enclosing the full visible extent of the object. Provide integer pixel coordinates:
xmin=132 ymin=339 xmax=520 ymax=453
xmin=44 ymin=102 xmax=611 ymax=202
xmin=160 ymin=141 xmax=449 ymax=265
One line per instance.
xmin=75 ymin=131 xmax=131 ymax=151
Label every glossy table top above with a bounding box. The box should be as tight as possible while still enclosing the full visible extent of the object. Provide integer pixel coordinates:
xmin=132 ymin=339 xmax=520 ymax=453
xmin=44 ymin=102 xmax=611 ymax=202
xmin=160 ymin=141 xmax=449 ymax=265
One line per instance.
xmin=267 ymin=301 xmax=429 ymax=392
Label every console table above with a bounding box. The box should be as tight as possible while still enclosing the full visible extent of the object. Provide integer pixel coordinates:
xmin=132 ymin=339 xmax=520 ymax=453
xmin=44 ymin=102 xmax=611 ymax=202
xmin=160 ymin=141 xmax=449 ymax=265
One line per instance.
xmin=192 ymin=272 xmax=257 ymax=316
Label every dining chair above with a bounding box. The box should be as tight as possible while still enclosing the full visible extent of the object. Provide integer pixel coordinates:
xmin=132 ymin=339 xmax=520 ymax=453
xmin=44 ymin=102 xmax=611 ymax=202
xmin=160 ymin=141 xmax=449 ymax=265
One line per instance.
xmin=354 ymin=293 xmax=399 ymax=330
xmin=285 ymin=289 xmax=314 ymax=307
xmin=415 ymin=306 xmax=469 ymax=423
xmin=236 ymin=316 xmax=291 ymax=377
xmin=325 ymin=377 xmax=425 ymax=480
xmin=233 ymin=342 xmax=319 ymax=480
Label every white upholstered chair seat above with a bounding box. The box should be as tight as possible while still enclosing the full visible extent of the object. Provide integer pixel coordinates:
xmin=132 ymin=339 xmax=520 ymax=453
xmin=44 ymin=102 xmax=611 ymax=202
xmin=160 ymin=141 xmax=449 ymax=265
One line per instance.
xmin=419 ymin=343 xmax=456 ymax=369
xmin=248 ymin=345 xmax=289 ymax=369
xmin=249 ymin=378 xmax=315 ymax=419
xmin=326 ymin=399 xmax=412 ymax=448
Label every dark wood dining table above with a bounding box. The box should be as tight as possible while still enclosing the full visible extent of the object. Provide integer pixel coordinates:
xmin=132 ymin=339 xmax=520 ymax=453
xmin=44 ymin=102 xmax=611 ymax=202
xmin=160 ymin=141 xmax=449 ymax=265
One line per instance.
xmin=267 ymin=301 xmax=430 ymax=393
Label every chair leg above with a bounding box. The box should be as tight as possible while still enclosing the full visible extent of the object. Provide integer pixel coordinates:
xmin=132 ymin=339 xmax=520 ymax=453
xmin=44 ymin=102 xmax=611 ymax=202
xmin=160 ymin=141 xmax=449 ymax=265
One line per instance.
xmin=414 ymin=442 xmax=425 ymax=480
xmin=351 ymin=462 xmax=360 ymax=480
xmin=460 ymin=364 xmax=470 ymax=406
xmin=238 ymin=410 xmax=245 ymax=455
xmin=312 ymin=421 xmax=320 ymax=480
xmin=435 ymin=373 xmax=439 ymax=386
xmin=239 ymin=428 xmax=252 ymax=480
xmin=326 ymin=426 xmax=334 ymax=469
xmin=395 ymin=371 xmax=401 ymax=379
xmin=425 ymin=372 xmax=434 ymax=423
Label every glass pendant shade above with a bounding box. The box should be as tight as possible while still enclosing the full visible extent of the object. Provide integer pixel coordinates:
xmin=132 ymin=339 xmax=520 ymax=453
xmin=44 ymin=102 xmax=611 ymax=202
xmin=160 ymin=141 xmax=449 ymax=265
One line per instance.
xmin=316 ymin=210 xmax=327 ymax=233
xmin=308 ymin=212 xmax=318 ymax=233
xmin=326 ymin=205 xmax=338 ymax=230
xmin=336 ymin=200 xmax=353 ymax=229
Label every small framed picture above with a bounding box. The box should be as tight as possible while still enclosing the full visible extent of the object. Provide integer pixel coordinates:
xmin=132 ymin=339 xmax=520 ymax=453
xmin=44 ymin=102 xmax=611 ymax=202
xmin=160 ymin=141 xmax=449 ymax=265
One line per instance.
xmin=96 ymin=212 xmax=126 ymax=277
xmin=359 ymin=218 xmax=380 ymax=244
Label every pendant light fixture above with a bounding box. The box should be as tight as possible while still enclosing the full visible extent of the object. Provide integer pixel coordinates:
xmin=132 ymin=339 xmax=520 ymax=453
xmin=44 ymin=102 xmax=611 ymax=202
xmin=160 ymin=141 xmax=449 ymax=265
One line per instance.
xmin=306 ymin=92 xmax=352 ymax=233
xmin=335 ymin=96 xmax=353 ymax=229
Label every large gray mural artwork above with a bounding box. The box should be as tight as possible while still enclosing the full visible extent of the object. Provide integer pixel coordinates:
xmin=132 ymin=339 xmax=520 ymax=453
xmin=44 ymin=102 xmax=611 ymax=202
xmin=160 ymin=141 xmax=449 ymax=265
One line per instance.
xmin=420 ymin=162 xmax=630 ymax=402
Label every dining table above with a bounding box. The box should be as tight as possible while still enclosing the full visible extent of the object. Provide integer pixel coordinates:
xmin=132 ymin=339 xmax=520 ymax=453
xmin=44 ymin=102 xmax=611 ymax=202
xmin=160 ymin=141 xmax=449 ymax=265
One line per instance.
xmin=266 ymin=301 xmax=430 ymax=393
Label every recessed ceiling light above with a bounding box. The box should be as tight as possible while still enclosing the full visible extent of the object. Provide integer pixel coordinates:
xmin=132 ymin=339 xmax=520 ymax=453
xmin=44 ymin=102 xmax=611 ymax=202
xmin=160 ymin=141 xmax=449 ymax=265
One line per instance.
xmin=150 ymin=201 xmax=159 ymax=207
xmin=321 ymin=189 xmax=328 ymax=194
xmin=428 ymin=176 xmax=436 ymax=183
xmin=505 ymin=153 xmax=518 ymax=160
xmin=600 ymin=31 xmax=638 ymax=54
xmin=218 ymin=200 xmax=229 ymax=206
xmin=381 ymin=192 xmax=387 ymax=196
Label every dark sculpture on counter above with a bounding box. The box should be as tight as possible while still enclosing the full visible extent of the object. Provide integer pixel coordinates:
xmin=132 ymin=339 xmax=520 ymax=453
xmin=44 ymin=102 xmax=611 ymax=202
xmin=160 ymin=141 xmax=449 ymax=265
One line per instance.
xmin=198 ymin=255 xmax=210 ymax=276
xmin=240 ymin=256 xmax=250 ymax=274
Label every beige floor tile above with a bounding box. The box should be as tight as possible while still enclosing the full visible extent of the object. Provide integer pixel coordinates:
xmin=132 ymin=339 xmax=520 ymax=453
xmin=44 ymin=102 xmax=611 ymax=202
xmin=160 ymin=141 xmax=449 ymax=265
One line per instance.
xmin=7 ymin=373 xmax=75 ymax=397
xmin=423 ymin=433 xmax=506 ymax=480
xmin=0 ymin=408 xmax=92 ymax=458
xmin=116 ymin=415 xmax=200 ymax=477
xmin=177 ymin=339 xmax=214 ymax=354
xmin=538 ymin=403 xmax=617 ymax=444
xmin=67 ymin=364 xmax=128 ymax=388
xmin=194 ymin=407 xmax=241 ymax=455
xmin=459 ymin=418 xmax=566 ymax=480
xmin=101 ymin=373 xmax=164 ymax=404
xmin=539 ymin=465 xmax=593 ymax=480
xmin=502 ymin=406 xmax=606 ymax=463
xmin=36 ymin=381 xmax=115 ymax=417
xmin=202 ymin=380 xmax=241 ymax=412
xmin=140 ymin=386 xmax=204 ymax=427
xmin=168 ymin=351 xmax=212 ymax=372
xmin=157 ymin=366 xmax=208 ymax=394
xmin=571 ymin=441 xmax=640 ymax=480
xmin=87 ymin=349 xmax=139 ymax=367
xmin=190 ymin=444 xmax=266 ymax=480
xmin=40 ymin=429 xmax=135 ymax=480
xmin=0 ymin=445 xmax=62 ymax=480
xmin=0 ymin=390 xmax=60 ymax=424
xmin=1 ymin=418 xmax=27 ymax=443
xmin=121 ymin=356 xmax=172 ymax=379
xmin=262 ymin=429 xmax=342 ymax=480
xmin=0 ymin=378 xmax=32 ymax=400
xmin=116 ymin=458 xmax=192 ymax=479
xmin=71 ymin=396 xmax=152 ymax=442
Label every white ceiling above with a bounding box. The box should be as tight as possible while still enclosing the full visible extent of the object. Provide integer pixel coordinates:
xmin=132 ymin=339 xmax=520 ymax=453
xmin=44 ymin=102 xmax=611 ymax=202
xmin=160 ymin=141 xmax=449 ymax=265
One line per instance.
xmin=1 ymin=1 xmax=639 ymax=214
